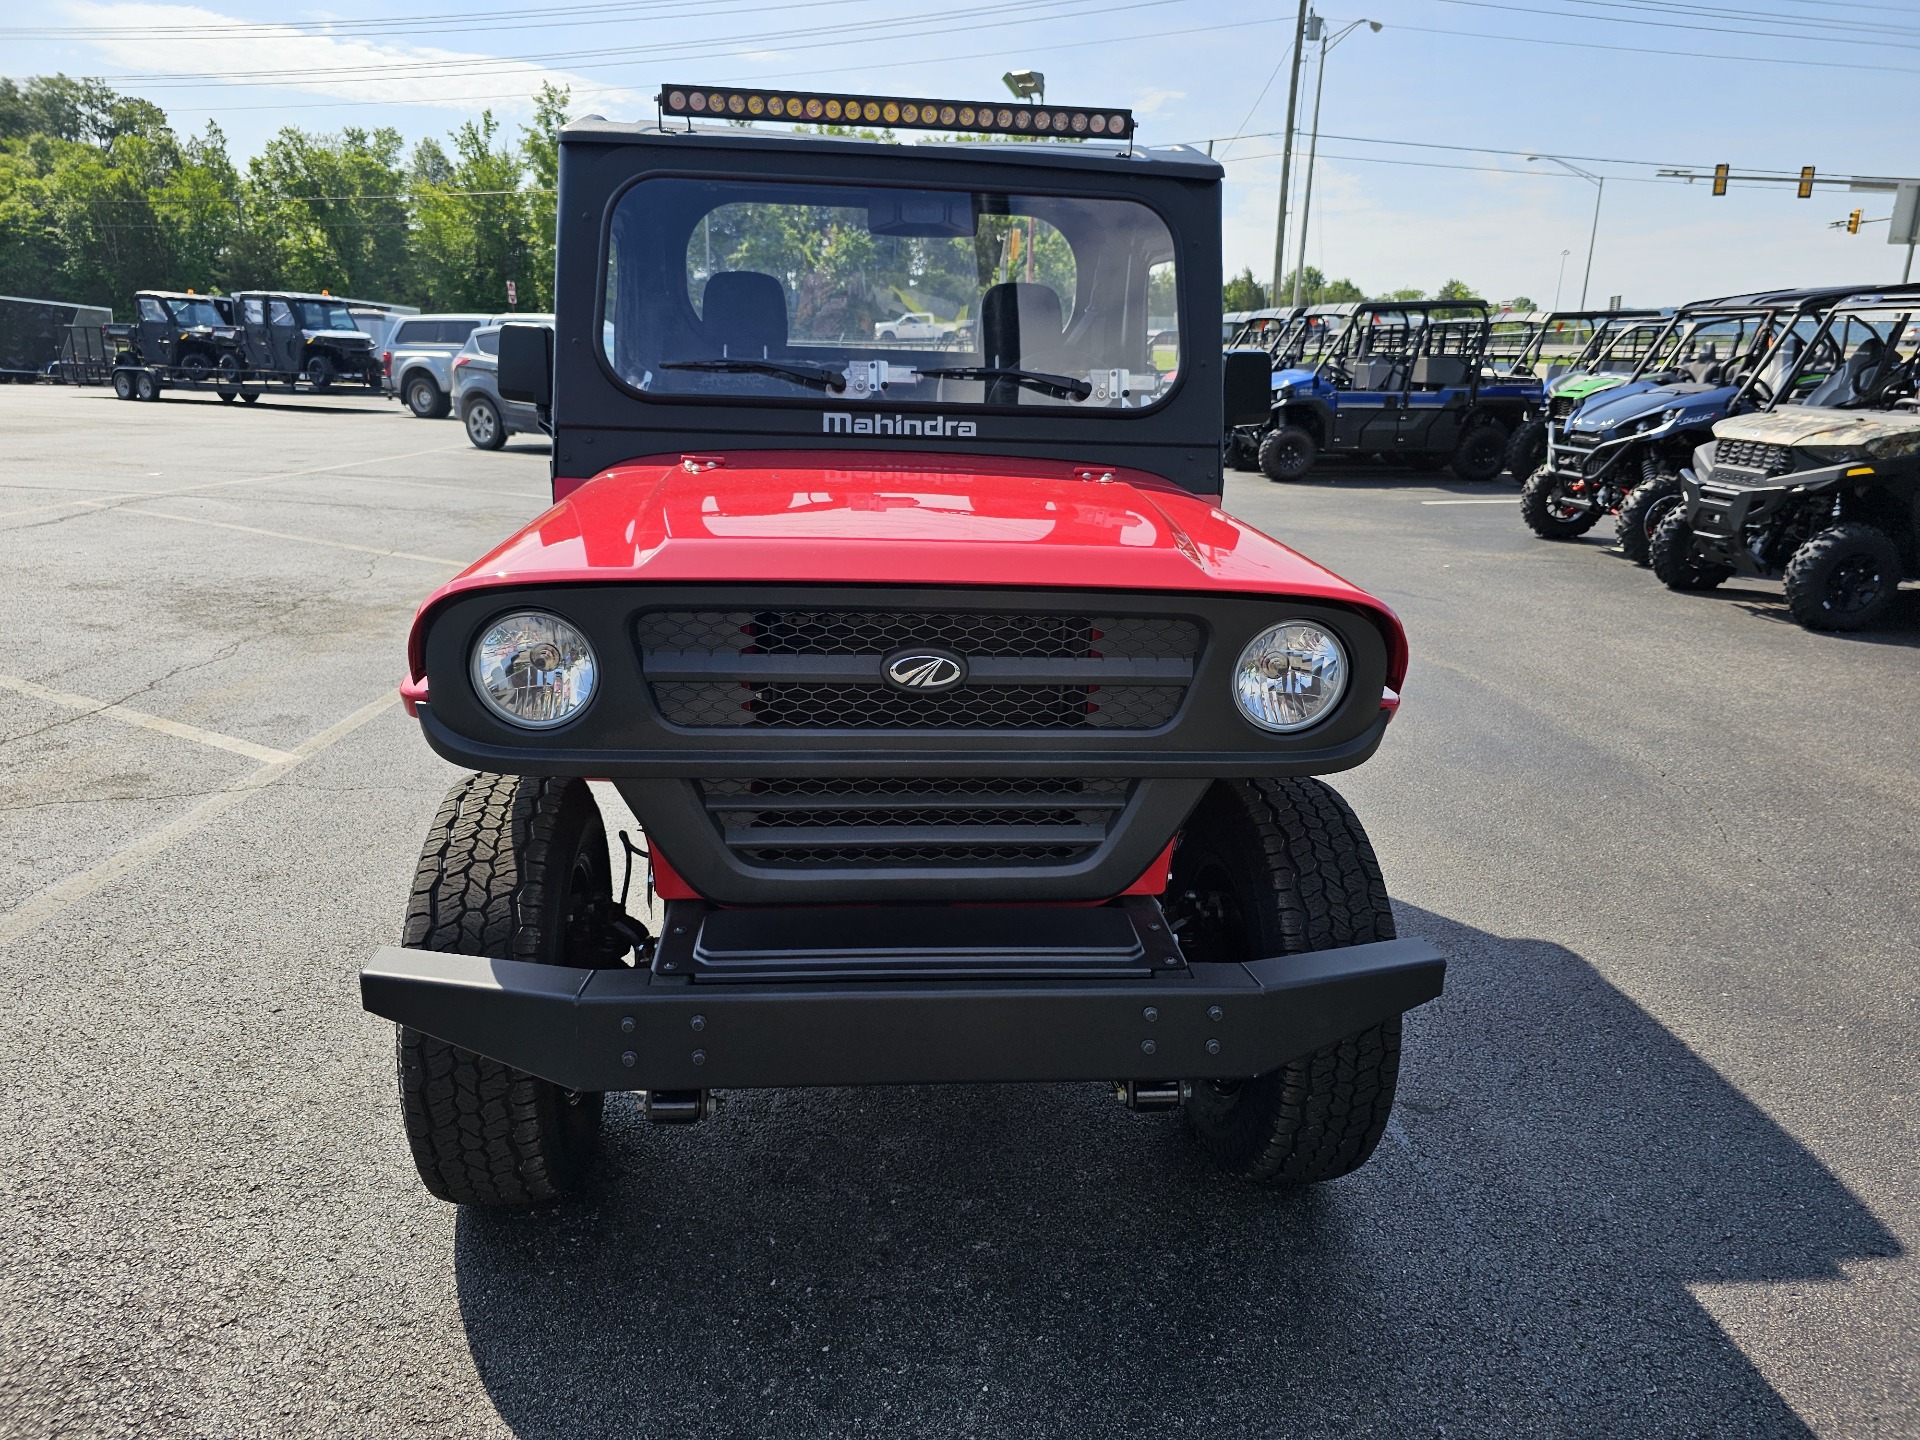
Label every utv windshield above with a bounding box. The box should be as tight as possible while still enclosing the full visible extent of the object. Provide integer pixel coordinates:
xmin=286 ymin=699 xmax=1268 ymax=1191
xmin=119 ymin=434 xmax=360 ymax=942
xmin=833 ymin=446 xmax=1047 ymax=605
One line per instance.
xmin=165 ymin=298 xmax=226 ymax=328
xmin=291 ymin=300 xmax=358 ymax=331
xmin=604 ymin=177 xmax=1180 ymax=411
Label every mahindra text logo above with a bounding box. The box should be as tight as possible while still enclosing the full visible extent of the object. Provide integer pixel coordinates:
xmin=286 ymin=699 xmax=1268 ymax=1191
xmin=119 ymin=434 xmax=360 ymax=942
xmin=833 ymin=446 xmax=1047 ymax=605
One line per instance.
xmin=824 ymin=412 xmax=980 ymax=437
xmin=882 ymin=649 xmax=968 ymax=693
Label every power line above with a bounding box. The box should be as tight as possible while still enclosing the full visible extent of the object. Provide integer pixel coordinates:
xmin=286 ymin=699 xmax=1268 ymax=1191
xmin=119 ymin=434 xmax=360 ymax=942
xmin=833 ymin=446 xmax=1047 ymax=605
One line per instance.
xmin=1374 ymin=16 xmax=1920 ymax=77
xmin=1432 ymin=0 xmax=1920 ymax=53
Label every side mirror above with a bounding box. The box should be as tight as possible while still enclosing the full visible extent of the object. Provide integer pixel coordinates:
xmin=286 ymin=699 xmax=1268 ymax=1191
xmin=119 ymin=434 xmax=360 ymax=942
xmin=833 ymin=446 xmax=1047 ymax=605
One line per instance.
xmin=498 ymin=323 xmax=554 ymax=406
xmin=1223 ymin=347 xmax=1273 ymax=426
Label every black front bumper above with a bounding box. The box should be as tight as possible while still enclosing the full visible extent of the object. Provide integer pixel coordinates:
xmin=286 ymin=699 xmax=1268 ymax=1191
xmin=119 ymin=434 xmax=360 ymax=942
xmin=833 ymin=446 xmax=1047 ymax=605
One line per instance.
xmin=360 ymin=906 xmax=1444 ymax=1091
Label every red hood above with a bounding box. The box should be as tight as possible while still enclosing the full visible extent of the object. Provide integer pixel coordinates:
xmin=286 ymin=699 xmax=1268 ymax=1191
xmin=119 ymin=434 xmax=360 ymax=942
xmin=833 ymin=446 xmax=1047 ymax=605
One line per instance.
xmin=409 ymin=452 xmax=1405 ymax=684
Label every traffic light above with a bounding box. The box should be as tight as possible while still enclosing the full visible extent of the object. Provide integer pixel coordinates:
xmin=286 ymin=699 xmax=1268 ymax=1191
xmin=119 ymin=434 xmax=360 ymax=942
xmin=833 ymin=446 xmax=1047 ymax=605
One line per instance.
xmin=1798 ymin=166 xmax=1816 ymax=199
xmin=1712 ymin=164 xmax=1729 ymax=196
xmin=1848 ymin=209 xmax=1863 ymax=235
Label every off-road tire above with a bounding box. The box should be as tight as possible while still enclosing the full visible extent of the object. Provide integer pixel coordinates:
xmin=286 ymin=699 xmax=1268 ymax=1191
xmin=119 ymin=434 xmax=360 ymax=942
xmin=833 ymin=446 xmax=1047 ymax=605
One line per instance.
xmin=240 ymin=391 xmax=259 ymax=404
xmin=1783 ymin=523 xmax=1902 ymax=631
xmin=1650 ymin=510 xmax=1732 ymax=591
xmin=113 ymin=370 xmax=136 ymax=400
xmin=1170 ymin=778 xmax=1402 ymax=1186
xmin=1449 ymin=422 xmax=1510 ymax=483
xmin=1520 ymin=465 xmax=1602 ymax=539
xmin=395 ymin=773 xmax=615 ymax=1207
xmin=464 ymin=395 xmax=506 ymax=450
xmin=1503 ymin=418 xmax=1548 ymax=481
xmin=179 ymin=351 xmax=212 ymax=385
xmin=1258 ymin=424 xmax=1317 ymax=482
xmin=1614 ymin=471 xmax=1683 ymax=566
xmin=216 ymin=352 xmax=244 ymax=399
xmin=304 ymin=355 xmax=334 ymax=391
xmin=133 ymin=370 xmax=158 ymax=401
xmin=406 ymin=373 xmax=449 ymax=419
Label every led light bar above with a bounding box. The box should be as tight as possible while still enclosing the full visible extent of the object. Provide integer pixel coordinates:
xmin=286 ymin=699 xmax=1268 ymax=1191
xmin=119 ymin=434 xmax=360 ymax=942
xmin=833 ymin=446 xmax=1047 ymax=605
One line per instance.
xmin=658 ymin=84 xmax=1134 ymax=140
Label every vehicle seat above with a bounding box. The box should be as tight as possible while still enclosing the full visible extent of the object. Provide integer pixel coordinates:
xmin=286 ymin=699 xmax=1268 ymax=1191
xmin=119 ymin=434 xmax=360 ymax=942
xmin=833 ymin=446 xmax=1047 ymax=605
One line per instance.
xmin=981 ymin=282 xmax=1072 ymax=401
xmin=1411 ymin=355 xmax=1467 ymax=389
xmin=702 ymin=271 xmax=788 ymax=358
xmin=1801 ymin=338 xmax=1883 ymax=407
xmin=1349 ymin=357 xmax=1401 ymax=390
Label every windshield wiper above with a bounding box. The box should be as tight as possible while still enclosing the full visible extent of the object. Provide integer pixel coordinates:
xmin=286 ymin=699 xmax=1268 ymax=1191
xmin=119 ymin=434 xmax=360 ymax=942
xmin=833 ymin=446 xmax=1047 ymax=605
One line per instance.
xmin=662 ymin=358 xmax=847 ymax=393
xmin=915 ymin=366 xmax=1092 ymax=400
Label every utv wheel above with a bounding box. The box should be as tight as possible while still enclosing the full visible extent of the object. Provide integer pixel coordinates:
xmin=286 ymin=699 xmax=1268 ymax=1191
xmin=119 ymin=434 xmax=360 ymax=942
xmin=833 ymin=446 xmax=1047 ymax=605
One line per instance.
xmin=395 ymin=773 xmax=619 ymax=1207
xmin=1225 ymin=430 xmax=1260 ymax=472
xmin=1449 ymin=423 xmax=1509 ymax=483
xmin=179 ymin=351 xmax=212 ymax=385
xmin=134 ymin=371 xmax=159 ymax=401
xmin=1168 ymin=779 xmax=1402 ymax=1186
xmin=1519 ymin=465 xmax=1602 ymax=539
xmin=113 ymin=370 xmax=136 ymax=400
xmin=1503 ymin=418 xmax=1548 ymax=481
xmin=1258 ymin=425 xmax=1317 ymax=482
xmin=216 ymin=352 xmax=244 ymax=399
xmin=1650 ymin=510 xmax=1733 ymax=592
xmin=304 ymin=355 xmax=334 ymax=391
xmin=406 ymin=375 xmax=449 ymax=419
xmin=464 ymin=395 xmax=506 ymax=450
xmin=1614 ymin=472 xmax=1683 ymax=566
xmin=1784 ymin=523 xmax=1902 ymax=631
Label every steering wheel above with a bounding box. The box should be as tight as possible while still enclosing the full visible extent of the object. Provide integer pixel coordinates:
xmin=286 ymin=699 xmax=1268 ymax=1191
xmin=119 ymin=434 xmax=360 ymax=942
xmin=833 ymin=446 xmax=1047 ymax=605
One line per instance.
xmin=1746 ymin=377 xmax=1774 ymax=406
xmin=1321 ymin=362 xmax=1353 ymax=387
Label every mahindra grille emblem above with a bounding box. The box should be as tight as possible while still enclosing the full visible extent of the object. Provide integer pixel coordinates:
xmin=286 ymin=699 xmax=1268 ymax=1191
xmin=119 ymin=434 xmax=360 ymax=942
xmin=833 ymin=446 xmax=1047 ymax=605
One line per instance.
xmin=883 ymin=649 xmax=967 ymax=693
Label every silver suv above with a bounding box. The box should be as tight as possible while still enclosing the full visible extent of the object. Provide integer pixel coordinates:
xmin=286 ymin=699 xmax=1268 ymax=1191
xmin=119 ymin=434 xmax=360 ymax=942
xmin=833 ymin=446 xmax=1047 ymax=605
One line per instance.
xmin=386 ymin=313 xmax=517 ymax=418
xmin=452 ymin=322 xmax=551 ymax=450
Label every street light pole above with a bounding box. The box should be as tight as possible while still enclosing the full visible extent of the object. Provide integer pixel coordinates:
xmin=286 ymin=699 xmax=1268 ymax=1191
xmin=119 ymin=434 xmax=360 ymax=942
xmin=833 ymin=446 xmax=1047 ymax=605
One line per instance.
xmin=1270 ymin=0 xmax=1312 ymax=304
xmin=1552 ymin=249 xmax=1569 ymax=311
xmin=1530 ymin=155 xmax=1606 ymax=309
xmin=1290 ymin=16 xmax=1380 ymax=308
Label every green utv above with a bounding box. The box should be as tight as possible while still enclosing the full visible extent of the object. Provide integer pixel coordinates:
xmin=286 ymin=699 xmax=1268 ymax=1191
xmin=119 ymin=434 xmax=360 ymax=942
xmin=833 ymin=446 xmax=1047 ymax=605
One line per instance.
xmin=1490 ymin=309 xmax=1665 ymax=479
xmin=1653 ymin=286 xmax=1920 ymax=631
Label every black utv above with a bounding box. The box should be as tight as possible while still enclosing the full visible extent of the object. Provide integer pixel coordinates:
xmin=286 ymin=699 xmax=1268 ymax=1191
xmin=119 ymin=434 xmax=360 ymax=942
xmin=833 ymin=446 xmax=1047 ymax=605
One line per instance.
xmin=107 ymin=291 xmax=251 ymax=401
xmin=233 ymin=291 xmax=381 ymax=391
xmin=1653 ymin=286 xmax=1920 ymax=631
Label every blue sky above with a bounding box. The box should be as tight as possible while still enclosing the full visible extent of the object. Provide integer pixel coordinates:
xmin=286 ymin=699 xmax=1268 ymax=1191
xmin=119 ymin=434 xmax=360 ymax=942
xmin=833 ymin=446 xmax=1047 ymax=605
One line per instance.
xmin=6 ymin=0 xmax=1915 ymax=306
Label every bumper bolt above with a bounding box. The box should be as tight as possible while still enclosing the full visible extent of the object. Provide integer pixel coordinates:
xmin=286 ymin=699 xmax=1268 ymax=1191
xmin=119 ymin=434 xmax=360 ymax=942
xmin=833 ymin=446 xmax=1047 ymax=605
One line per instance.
xmin=1140 ymin=1039 xmax=1157 ymax=1056
xmin=1206 ymin=1039 xmax=1221 ymax=1055
xmin=620 ymin=1016 xmax=635 ymax=1034
xmin=690 ymin=1014 xmax=706 ymax=1032
xmin=1142 ymin=1006 xmax=1158 ymax=1023
xmin=1208 ymin=1005 xmax=1223 ymax=1022
xmin=621 ymin=1051 xmax=637 ymax=1068
xmin=692 ymin=1049 xmax=707 ymax=1066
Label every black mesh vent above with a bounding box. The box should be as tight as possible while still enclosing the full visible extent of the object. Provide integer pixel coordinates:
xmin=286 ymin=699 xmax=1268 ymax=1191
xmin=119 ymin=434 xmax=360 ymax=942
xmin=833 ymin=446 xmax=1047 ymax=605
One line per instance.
xmin=640 ymin=606 xmax=1197 ymax=732
xmin=1713 ymin=439 xmax=1793 ymax=476
xmin=701 ymin=777 xmax=1130 ymax=798
xmin=1549 ymin=395 xmax=1576 ymax=420
xmin=735 ymin=843 xmax=1088 ymax=865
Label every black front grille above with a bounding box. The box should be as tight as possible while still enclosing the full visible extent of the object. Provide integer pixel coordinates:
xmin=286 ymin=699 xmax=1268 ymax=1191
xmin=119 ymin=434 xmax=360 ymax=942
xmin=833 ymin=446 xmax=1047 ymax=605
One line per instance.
xmin=1713 ymin=439 xmax=1793 ymax=476
xmin=640 ymin=608 xmax=1199 ymax=732
xmin=1549 ymin=396 xmax=1576 ymax=420
xmin=700 ymin=776 xmax=1131 ymax=870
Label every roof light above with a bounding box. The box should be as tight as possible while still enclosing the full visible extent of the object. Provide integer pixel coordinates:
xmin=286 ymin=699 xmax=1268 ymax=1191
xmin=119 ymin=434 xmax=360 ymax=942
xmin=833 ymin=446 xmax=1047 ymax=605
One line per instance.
xmin=657 ymin=84 xmax=1134 ymax=140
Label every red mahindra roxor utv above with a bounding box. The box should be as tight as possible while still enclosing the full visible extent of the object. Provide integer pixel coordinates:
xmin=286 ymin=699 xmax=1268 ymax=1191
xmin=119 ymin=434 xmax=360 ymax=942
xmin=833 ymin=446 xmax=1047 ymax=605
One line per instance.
xmin=359 ymin=85 xmax=1444 ymax=1207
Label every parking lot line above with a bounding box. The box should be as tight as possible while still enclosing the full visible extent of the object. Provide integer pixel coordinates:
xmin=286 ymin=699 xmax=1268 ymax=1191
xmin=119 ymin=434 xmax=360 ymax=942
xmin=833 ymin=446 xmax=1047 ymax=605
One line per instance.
xmin=0 ymin=443 xmax=466 ymax=522
xmin=0 ymin=673 xmax=299 ymax=765
xmin=84 ymin=503 xmax=468 ymax=567
xmin=0 ymin=691 xmax=398 ymax=949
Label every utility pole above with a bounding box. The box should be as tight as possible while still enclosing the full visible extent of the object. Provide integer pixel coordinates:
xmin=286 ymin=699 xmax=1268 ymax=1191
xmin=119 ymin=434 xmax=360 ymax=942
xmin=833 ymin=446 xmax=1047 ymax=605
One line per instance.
xmin=1270 ymin=0 xmax=1311 ymax=305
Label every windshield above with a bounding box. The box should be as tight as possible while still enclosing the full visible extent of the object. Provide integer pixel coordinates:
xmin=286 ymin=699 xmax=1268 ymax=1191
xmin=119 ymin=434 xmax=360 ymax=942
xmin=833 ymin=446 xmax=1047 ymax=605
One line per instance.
xmin=291 ymin=300 xmax=358 ymax=331
xmin=604 ymin=176 xmax=1179 ymax=411
xmin=165 ymin=298 xmax=225 ymax=328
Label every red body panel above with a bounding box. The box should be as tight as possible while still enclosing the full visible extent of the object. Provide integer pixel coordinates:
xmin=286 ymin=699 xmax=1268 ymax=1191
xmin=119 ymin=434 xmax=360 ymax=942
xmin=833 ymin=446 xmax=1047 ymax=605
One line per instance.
xmin=406 ymin=452 xmax=1407 ymax=686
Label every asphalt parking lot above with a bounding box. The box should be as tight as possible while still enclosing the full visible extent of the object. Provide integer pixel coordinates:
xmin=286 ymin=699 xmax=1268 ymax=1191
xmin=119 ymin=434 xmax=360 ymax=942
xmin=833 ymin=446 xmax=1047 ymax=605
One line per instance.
xmin=1 ymin=383 xmax=1916 ymax=1440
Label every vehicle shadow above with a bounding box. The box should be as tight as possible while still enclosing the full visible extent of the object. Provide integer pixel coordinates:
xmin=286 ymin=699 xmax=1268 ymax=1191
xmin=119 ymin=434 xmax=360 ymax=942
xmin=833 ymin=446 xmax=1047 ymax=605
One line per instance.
xmin=451 ymin=905 xmax=1898 ymax=1439
xmin=1670 ymin=580 xmax=1920 ymax=646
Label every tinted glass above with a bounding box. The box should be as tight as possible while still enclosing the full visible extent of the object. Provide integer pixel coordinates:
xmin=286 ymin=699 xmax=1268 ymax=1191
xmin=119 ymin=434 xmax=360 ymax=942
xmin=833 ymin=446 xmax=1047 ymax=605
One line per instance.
xmin=165 ymin=298 xmax=225 ymax=328
xmin=137 ymin=297 xmax=167 ymax=323
xmin=604 ymin=176 xmax=1179 ymax=411
xmin=475 ymin=330 xmax=500 ymax=356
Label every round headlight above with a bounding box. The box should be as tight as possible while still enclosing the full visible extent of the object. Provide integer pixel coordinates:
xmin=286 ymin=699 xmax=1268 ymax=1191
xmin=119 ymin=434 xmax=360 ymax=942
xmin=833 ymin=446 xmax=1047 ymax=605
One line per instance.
xmin=1232 ymin=622 xmax=1347 ymax=733
xmin=471 ymin=611 xmax=597 ymax=729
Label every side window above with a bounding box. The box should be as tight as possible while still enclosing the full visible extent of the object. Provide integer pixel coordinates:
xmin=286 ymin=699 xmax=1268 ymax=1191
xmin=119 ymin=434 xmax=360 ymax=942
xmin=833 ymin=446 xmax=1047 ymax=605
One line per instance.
xmin=270 ymin=300 xmax=295 ymax=327
xmin=449 ymin=320 xmax=479 ymax=344
xmin=138 ymin=297 xmax=166 ymax=323
xmin=393 ymin=322 xmax=422 ymax=345
xmin=476 ymin=331 xmax=500 ymax=356
xmin=243 ymin=298 xmax=264 ymax=326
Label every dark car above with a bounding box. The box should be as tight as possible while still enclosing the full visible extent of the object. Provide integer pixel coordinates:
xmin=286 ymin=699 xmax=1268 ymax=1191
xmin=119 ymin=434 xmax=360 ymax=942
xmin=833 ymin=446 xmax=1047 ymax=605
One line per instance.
xmin=451 ymin=320 xmax=553 ymax=448
xmin=357 ymin=86 xmax=1445 ymax=1209
xmin=232 ymin=291 xmax=381 ymax=392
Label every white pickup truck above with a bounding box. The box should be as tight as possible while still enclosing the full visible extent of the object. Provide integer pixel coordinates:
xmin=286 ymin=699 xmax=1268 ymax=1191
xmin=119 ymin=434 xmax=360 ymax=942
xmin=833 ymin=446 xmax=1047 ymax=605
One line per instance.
xmin=873 ymin=311 xmax=962 ymax=343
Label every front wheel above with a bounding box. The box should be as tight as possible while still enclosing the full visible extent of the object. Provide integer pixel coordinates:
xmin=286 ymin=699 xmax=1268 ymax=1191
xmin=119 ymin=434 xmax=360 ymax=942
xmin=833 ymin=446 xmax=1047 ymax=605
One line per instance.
xmin=463 ymin=395 xmax=506 ymax=450
xmin=1258 ymin=424 xmax=1317 ymax=482
xmin=1168 ymin=779 xmax=1402 ymax=1186
xmin=1519 ymin=465 xmax=1602 ymax=539
xmin=1783 ymin=523 xmax=1902 ymax=631
xmin=179 ymin=351 xmax=212 ymax=385
xmin=1449 ymin=422 xmax=1509 ymax=483
xmin=1504 ymin=418 xmax=1548 ymax=481
xmin=396 ymin=774 xmax=619 ymax=1207
xmin=216 ymin=351 xmax=244 ymax=399
xmin=304 ymin=354 xmax=334 ymax=391
xmin=1650 ymin=510 xmax=1732 ymax=591
xmin=1614 ymin=472 xmax=1683 ymax=566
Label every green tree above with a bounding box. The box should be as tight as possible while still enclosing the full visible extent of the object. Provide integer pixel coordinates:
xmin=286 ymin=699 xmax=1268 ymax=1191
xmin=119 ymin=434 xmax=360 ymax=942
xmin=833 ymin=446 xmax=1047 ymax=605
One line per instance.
xmin=242 ymin=125 xmax=413 ymax=298
xmin=412 ymin=112 xmax=532 ymax=310
xmin=519 ymin=83 xmax=569 ymax=310
xmin=1222 ymin=266 xmax=1266 ymax=311
xmin=1319 ymin=276 xmax=1364 ymax=302
xmin=1503 ymin=294 xmax=1538 ymax=312
xmin=1435 ymin=277 xmax=1480 ymax=301
xmin=1381 ymin=286 xmax=1424 ymax=301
